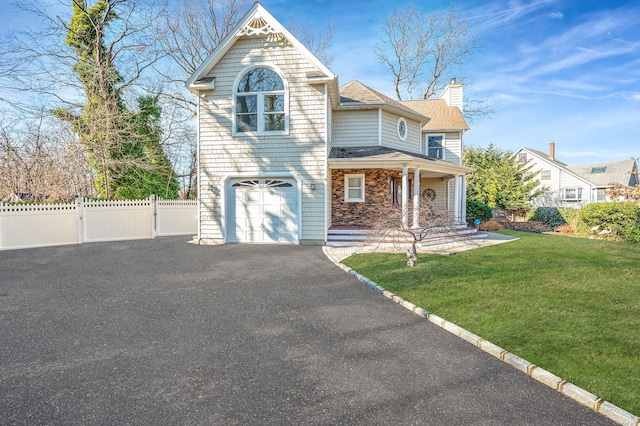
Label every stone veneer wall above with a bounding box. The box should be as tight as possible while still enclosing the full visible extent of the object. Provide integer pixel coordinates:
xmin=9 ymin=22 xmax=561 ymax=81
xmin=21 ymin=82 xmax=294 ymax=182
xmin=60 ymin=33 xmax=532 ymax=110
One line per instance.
xmin=331 ymin=169 xmax=402 ymax=226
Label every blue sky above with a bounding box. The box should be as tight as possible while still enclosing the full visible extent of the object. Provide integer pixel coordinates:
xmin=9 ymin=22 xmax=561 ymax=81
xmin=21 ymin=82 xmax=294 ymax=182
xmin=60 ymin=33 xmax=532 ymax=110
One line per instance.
xmin=260 ymin=0 xmax=640 ymax=165
xmin=1 ymin=0 xmax=638 ymax=165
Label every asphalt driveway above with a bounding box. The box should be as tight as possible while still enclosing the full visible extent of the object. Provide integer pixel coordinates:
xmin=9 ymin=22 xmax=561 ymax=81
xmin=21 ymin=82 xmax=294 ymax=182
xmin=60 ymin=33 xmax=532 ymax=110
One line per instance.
xmin=0 ymin=237 xmax=615 ymax=425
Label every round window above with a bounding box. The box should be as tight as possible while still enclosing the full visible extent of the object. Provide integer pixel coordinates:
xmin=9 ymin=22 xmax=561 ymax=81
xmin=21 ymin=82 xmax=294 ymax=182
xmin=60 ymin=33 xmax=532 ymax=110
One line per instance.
xmin=422 ymin=188 xmax=436 ymax=201
xmin=397 ymin=117 xmax=407 ymax=141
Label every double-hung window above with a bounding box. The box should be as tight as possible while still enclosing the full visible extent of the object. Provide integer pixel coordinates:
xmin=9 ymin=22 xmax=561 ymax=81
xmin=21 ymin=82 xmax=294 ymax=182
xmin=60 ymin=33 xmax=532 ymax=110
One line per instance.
xmin=344 ymin=174 xmax=365 ymax=202
xmin=427 ymin=135 xmax=444 ymax=159
xmin=234 ymin=67 xmax=287 ymax=134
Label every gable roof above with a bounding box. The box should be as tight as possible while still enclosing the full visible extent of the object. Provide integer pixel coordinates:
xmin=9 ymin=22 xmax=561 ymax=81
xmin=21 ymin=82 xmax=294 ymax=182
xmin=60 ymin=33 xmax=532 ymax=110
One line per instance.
xmin=400 ymin=99 xmax=469 ymax=132
xmin=337 ymin=80 xmax=430 ymax=122
xmin=185 ymin=2 xmax=339 ymax=102
xmin=568 ymin=160 xmax=638 ymax=187
xmin=515 ymin=147 xmax=595 ymax=187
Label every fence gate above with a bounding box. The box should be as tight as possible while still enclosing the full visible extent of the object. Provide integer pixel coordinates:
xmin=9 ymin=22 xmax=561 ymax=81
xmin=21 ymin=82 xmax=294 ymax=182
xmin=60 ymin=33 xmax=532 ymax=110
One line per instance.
xmin=0 ymin=196 xmax=198 ymax=250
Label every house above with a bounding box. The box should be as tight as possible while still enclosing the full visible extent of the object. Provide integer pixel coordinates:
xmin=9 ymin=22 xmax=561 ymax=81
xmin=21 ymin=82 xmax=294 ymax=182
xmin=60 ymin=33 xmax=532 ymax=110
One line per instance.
xmin=186 ymin=2 xmax=472 ymax=244
xmin=515 ymin=142 xmax=639 ymax=207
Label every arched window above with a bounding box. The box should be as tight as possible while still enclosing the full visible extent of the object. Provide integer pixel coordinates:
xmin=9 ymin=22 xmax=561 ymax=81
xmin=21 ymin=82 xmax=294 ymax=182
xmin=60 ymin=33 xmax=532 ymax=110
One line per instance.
xmin=234 ymin=66 xmax=287 ymax=134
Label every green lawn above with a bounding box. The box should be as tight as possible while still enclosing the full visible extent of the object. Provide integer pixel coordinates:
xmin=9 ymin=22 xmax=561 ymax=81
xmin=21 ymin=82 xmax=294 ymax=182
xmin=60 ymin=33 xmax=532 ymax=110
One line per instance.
xmin=342 ymin=231 xmax=640 ymax=415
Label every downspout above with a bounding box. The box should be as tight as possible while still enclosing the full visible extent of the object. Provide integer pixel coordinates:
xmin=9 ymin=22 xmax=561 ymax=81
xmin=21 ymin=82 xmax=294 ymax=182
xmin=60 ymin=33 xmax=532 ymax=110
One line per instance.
xmin=324 ymin=83 xmax=329 ymax=244
xmin=196 ymin=92 xmax=202 ymax=242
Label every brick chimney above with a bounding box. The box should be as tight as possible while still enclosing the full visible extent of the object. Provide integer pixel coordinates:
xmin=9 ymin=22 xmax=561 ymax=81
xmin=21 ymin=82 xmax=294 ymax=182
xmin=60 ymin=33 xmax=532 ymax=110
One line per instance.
xmin=549 ymin=141 xmax=555 ymax=161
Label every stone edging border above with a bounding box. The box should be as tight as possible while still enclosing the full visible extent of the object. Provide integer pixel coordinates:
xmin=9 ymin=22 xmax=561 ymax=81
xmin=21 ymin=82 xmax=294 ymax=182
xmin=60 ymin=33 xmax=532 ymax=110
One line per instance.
xmin=322 ymin=247 xmax=639 ymax=426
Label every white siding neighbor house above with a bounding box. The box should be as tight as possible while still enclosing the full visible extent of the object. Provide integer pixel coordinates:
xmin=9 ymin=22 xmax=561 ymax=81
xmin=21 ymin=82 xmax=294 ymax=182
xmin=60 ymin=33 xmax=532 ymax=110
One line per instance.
xmin=515 ymin=142 xmax=639 ymax=207
xmin=186 ymin=3 xmax=472 ymax=245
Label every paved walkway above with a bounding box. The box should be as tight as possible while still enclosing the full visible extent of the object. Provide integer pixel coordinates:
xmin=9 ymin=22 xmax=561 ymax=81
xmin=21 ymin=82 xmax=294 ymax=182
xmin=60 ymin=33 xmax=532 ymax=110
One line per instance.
xmin=0 ymin=237 xmax=614 ymax=424
xmin=325 ymin=231 xmax=518 ymax=262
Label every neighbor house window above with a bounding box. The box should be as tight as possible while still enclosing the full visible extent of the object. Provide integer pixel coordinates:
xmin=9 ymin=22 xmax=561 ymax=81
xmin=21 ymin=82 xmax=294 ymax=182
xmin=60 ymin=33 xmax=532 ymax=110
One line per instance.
xmin=344 ymin=174 xmax=365 ymax=202
xmin=427 ymin=135 xmax=444 ymax=159
xmin=540 ymin=170 xmax=551 ymax=180
xmin=596 ymin=188 xmax=607 ymax=202
xmin=234 ymin=66 xmax=287 ymax=134
xmin=561 ymin=188 xmax=582 ymax=201
xmin=518 ymin=153 xmax=527 ymax=163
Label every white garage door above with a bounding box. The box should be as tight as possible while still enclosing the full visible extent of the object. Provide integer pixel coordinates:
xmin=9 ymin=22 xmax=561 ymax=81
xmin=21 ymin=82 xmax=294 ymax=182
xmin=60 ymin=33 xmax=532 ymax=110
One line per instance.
xmin=227 ymin=178 xmax=298 ymax=243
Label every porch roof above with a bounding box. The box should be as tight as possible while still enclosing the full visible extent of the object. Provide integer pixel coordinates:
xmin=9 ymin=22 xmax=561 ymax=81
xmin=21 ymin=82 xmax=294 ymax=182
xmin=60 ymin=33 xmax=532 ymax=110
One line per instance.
xmin=328 ymin=146 xmax=474 ymax=175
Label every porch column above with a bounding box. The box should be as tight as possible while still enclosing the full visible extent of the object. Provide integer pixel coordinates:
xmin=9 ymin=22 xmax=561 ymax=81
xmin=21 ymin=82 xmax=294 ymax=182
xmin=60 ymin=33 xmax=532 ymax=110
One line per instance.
xmin=461 ymin=175 xmax=467 ymax=224
xmin=453 ymin=174 xmax=461 ymax=223
xmin=402 ymin=166 xmax=409 ymax=227
xmin=413 ymin=168 xmax=421 ymax=228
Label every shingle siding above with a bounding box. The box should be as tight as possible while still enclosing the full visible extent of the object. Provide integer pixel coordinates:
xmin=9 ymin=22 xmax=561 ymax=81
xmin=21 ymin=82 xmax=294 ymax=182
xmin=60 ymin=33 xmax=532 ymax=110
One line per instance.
xmin=381 ymin=111 xmax=422 ymax=152
xmin=198 ymin=36 xmax=328 ymax=242
xmin=332 ymin=110 xmax=379 ymax=146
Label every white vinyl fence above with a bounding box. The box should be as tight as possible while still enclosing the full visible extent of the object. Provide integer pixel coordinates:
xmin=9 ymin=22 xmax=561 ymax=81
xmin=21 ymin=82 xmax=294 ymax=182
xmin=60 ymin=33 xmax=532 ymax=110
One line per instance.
xmin=0 ymin=196 xmax=197 ymax=250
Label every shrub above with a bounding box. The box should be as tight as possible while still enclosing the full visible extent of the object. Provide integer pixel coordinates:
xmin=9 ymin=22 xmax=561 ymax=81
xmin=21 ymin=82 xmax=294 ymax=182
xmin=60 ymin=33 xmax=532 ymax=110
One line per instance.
xmin=478 ymin=221 xmax=503 ymax=231
xmin=528 ymin=207 xmax=567 ymax=228
xmin=467 ymin=199 xmax=492 ymax=226
xmin=579 ymin=201 xmax=640 ymax=243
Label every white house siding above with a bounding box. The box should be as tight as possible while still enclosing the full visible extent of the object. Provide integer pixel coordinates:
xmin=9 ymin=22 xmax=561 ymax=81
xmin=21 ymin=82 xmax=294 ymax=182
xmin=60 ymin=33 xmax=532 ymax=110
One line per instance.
xmin=332 ymin=110 xmax=379 ymax=147
xmin=523 ymin=154 xmax=593 ymax=206
xmin=443 ymin=132 xmax=462 ymax=165
xmin=380 ymin=111 xmax=422 ymax=152
xmin=198 ymin=36 xmax=328 ymax=243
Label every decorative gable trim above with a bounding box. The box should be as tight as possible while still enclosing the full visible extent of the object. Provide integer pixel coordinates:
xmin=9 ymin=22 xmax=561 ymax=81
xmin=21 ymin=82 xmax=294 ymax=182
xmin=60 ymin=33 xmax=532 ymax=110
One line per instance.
xmin=186 ymin=2 xmax=337 ymax=100
xmin=239 ymin=16 xmax=282 ymax=39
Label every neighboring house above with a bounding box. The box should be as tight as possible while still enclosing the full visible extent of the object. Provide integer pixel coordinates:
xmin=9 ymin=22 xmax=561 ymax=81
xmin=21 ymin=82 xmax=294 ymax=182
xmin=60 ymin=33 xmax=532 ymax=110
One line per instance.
xmin=515 ymin=142 xmax=639 ymax=207
xmin=186 ymin=3 xmax=472 ymax=245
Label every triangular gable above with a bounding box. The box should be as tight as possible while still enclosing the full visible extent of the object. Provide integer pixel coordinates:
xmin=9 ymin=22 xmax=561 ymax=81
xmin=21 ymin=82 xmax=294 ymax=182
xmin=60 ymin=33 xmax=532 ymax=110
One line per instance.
xmin=515 ymin=147 xmax=595 ymax=188
xmin=186 ymin=2 xmax=338 ymax=96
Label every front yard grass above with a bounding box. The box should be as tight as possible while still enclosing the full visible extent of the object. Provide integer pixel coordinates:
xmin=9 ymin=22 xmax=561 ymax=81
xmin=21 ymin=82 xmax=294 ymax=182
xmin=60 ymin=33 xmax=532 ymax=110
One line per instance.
xmin=342 ymin=231 xmax=640 ymax=416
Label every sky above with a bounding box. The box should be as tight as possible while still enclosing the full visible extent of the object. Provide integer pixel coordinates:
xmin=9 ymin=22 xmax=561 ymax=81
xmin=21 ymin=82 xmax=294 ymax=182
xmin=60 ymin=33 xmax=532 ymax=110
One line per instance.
xmin=258 ymin=0 xmax=640 ymax=165
xmin=1 ymin=0 xmax=638 ymax=166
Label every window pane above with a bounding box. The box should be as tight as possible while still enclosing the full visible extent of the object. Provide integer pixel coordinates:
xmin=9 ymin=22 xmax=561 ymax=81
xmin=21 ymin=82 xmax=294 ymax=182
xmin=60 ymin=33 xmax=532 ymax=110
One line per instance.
xmin=348 ymin=177 xmax=362 ymax=188
xmin=565 ymin=189 xmax=576 ymax=198
xmin=428 ymin=147 xmax=443 ymax=158
xmin=264 ymin=95 xmax=284 ymax=112
xmin=237 ymin=114 xmax=257 ymax=132
xmin=348 ymin=188 xmax=362 ymax=199
xmin=428 ymin=136 xmax=443 ymax=148
xmin=236 ymin=95 xmax=257 ymax=113
xmin=264 ymin=113 xmax=285 ymax=131
xmin=237 ymin=67 xmax=284 ymax=92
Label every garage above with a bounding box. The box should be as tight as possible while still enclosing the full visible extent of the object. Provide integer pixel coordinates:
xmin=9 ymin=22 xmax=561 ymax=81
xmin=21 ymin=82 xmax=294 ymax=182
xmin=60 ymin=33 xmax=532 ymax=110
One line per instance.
xmin=226 ymin=178 xmax=299 ymax=243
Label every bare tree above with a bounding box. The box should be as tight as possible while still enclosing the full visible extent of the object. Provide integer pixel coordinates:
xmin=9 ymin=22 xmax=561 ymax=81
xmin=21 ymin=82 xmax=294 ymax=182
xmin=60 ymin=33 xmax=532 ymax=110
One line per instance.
xmin=369 ymin=198 xmax=476 ymax=266
xmin=0 ymin=115 xmax=94 ymax=202
xmin=374 ymin=4 xmax=493 ymax=121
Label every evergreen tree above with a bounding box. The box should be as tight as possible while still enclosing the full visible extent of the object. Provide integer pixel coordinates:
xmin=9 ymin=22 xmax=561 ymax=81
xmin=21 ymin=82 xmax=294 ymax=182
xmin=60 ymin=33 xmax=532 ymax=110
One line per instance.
xmin=54 ymin=0 xmax=178 ymax=199
xmin=463 ymin=144 xmax=546 ymax=210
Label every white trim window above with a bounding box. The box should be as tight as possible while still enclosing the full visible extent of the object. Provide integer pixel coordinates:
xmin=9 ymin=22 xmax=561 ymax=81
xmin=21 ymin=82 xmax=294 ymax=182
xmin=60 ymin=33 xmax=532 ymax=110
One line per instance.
xmin=233 ymin=66 xmax=288 ymax=135
xmin=397 ymin=117 xmax=408 ymax=141
xmin=344 ymin=174 xmax=365 ymax=202
xmin=561 ymin=187 xmax=583 ymax=201
xmin=596 ymin=188 xmax=607 ymax=202
xmin=540 ymin=170 xmax=551 ymax=180
xmin=427 ymin=135 xmax=445 ymax=159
